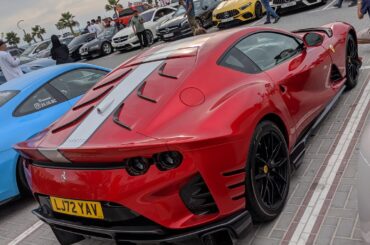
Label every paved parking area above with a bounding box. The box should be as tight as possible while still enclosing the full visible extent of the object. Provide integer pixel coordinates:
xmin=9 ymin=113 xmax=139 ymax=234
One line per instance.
xmin=1 ymin=1 xmax=370 ymax=244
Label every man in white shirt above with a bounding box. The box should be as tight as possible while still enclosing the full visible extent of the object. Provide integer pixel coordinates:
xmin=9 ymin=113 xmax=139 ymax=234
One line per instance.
xmin=87 ymin=21 xmax=96 ymax=34
xmin=91 ymin=19 xmax=103 ymax=35
xmin=0 ymin=40 xmax=23 ymax=82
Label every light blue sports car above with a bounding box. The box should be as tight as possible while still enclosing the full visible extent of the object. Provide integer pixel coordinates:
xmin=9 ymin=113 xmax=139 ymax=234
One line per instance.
xmin=0 ymin=63 xmax=110 ymax=204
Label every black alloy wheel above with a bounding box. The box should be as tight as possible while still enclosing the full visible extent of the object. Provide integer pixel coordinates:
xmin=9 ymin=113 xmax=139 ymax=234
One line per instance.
xmin=255 ymin=1 xmax=263 ymax=19
xmin=246 ymin=121 xmax=290 ymax=222
xmin=345 ymin=34 xmax=361 ymax=89
xmin=146 ymin=30 xmax=154 ymax=46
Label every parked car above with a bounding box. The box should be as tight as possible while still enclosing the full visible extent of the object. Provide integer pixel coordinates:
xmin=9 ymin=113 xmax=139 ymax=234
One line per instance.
xmin=212 ymin=0 xmax=265 ymax=28
xmin=79 ymin=27 xmax=118 ymax=59
xmin=0 ymin=63 xmax=110 ymax=205
xmin=7 ymin=47 xmax=24 ymax=57
xmin=21 ymin=40 xmax=51 ymax=58
xmin=157 ymin=0 xmax=220 ymax=41
xmin=15 ymin=22 xmax=360 ymax=245
xmin=0 ymin=56 xmax=56 ymax=85
xmin=270 ymin=0 xmax=326 ymax=13
xmin=114 ymin=3 xmax=152 ymax=28
xmin=358 ymin=124 xmax=370 ymax=244
xmin=36 ymin=36 xmax=74 ymax=59
xmin=68 ymin=33 xmax=96 ymax=61
xmin=112 ymin=7 xmax=176 ymax=51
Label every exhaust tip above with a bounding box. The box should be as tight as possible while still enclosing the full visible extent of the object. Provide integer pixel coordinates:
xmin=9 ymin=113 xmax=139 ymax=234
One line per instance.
xmin=201 ymin=228 xmax=236 ymax=245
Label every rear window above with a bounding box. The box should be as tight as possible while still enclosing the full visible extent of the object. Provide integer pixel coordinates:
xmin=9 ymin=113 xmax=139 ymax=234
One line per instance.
xmin=119 ymin=8 xmax=135 ymax=17
xmin=0 ymin=90 xmax=19 ymax=107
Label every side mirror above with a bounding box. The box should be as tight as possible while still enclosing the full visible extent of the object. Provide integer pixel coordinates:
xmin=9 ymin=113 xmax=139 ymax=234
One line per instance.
xmin=303 ymin=32 xmax=324 ymax=47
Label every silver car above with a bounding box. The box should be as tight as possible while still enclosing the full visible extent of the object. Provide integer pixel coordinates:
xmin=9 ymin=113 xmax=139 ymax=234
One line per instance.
xmin=358 ymin=124 xmax=370 ymax=244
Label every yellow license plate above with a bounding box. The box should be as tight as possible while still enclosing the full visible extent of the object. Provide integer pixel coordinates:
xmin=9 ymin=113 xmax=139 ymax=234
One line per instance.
xmin=50 ymin=197 xmax=104 ymax=219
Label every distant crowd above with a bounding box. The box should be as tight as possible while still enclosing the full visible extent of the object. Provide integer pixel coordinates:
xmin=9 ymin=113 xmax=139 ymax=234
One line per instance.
xmin=85 ymin=16 xmax=117 ymax=36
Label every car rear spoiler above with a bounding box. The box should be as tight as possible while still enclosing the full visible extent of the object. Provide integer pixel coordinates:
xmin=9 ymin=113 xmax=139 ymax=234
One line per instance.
xmin=292 ymin=27 xmax=333 ymax=38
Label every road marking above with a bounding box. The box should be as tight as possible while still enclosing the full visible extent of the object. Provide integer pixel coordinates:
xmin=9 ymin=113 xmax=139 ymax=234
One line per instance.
xmin=251 ymin=18 xmax=265 ymax=26
xmin=361 ymin=65 xmax=370 ymax=70
xmin=8 ymin=221 xmax=44 ymax=245
xmin=289 ymin=79 xmax=370 ymax=244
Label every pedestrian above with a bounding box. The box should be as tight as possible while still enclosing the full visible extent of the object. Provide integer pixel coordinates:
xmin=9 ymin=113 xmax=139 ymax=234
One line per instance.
xmin=87 ymin=21 xmax=96 ymax=34
xmin=261 ymin=0 xmax=280 ymax=24
xmin=109 ymin=17 xmax=116 ymax=28
xmin=357 ymin=0 xmax=370 ymax=43
xmin=334 ymin=0 xmax=356 ymax=8
xmin=97 ymin=16 xmax=105 ymax=30
xmin=91 ymin=19 xmax=103 ymax=35
xmin=181 ymin=0 xmax=199 ymax=35
xmin=50 ymin=35 xmax=72 ymax=65
xmin=0 ymin=39 xmax=23 ymax=82
xmin=131 ymin=10 xmax=149 ymax=48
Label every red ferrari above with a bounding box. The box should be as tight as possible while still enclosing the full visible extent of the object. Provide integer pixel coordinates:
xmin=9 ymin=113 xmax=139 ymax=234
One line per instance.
xmin=15 ymin=22 xmax=360 ymax=245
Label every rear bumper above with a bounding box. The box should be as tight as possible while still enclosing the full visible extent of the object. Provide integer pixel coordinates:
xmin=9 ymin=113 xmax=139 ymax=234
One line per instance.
xmin=34 ymin=207 xmax=251 ymax=244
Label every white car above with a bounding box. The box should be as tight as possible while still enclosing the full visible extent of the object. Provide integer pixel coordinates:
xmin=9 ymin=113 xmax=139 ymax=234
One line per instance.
xmin=112 ymin=6 xmax=176 ymax=51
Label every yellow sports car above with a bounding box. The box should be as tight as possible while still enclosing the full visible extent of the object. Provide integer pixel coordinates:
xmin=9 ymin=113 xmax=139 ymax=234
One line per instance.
xmin=212 ymin=0 xmax=265 ymax=28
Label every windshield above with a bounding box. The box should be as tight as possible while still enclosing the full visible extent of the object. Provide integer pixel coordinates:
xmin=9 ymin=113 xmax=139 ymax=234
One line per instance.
xmin=175 ymin=1 xmax=201 ymax=16
xmin=0 ymin=90 xmax=19 ymax=107
xmin=21 ymin=44 xmax=37 ymax=56
xmin=19 ymin=56 xmax=35 ymax=65
xmin=119 ymin=8 xmax=135 ymax=17
xmin=98 ymin=27 xmax=116 ymax=38
xmin=69 ymin=35 xmax=88 ymax=46
xmin=61 ymin=37 xmax=74 ymax=45
xmin=140 ymin=10 xmax=155 ymax=22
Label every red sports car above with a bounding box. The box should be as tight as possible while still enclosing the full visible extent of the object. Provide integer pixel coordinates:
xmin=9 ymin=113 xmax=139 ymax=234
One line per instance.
xmin=15 ymin=22 xmax=360 ymax=245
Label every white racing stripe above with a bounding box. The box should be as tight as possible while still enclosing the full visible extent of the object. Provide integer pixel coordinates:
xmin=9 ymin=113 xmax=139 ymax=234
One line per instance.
xmin=8 ymin=221 xmax=44 ymax=245
xmin=61 ymin=60 xmax=164 ymax=148
xmin=289 ymin=79 xmax=370 ymax=244
xmin=39 ymin=148 xmax=71 ymax=163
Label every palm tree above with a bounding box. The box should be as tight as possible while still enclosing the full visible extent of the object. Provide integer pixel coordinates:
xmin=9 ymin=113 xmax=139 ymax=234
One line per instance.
xmin=5 ymin=32 xmax=20 ymax=46
xmin=56 ymin=12 xmax=79 ymax=35
xmin=31 ymin=25 xmax=46 ymax=41
xmin=23 ymin=33 xmax=33 ymax=45
xmin=105 ymin=0 xmax=123 ymax=18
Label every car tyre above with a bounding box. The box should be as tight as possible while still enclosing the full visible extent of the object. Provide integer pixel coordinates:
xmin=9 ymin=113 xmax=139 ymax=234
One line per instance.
xmin=101 ymin=42 xmax=113 ymax=56
xmin=246 ymin=121 xmax=290 ymax=222
xmin=16 ymin=157 xmax=31 ymax=195
xmin=196 ymin=18 xmax=203 ymax=28
xmin=345 ymin=34 xmax=360 ymax=90
xmin=146 ymin=30 xmax=154 ymax=46
xmin=255 ymin=1 xmax=263 ymax=19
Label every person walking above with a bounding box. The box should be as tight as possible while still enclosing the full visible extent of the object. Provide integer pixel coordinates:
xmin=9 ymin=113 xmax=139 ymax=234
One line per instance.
xmin=181 ymin=0 xmax=198 ymax=35
xmin=261 ymin=0 xmax=280 ymax=24
xmin=0 ymin=40 xmax=23 ymax=82
xmin=131 ymin=10 xmax=149 ymax=48
xmin=334 ymin=0 xmax=356 ymax=8
xmin=50 ymin=35 xmax=72 ymax=65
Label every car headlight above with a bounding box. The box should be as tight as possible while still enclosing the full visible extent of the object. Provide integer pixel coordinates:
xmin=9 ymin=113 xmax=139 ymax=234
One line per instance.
xmin=128 ymin=33 xmax=136 ymax=39
xmin=180 ymin=20 xmax=189 ymax=27
xmin=240 ymin=2 xmax=252 ymax=10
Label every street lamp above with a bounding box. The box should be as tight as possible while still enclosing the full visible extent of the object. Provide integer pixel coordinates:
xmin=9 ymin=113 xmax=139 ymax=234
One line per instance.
xmin=17 ymin=20 xmax=27 ymax=36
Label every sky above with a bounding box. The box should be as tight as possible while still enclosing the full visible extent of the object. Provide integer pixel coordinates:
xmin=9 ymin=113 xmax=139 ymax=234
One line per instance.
xmin=0 ymin=0 xmax=130 ymax=44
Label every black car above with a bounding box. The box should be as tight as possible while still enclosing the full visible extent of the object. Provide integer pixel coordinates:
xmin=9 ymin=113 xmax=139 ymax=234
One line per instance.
xmin=156 ymin=0 xmax=220 ymax=41
xmin=68 ymin=33 xmax=96 ymax=61
xmin=79 ymin=27 xmax=118 ymax=60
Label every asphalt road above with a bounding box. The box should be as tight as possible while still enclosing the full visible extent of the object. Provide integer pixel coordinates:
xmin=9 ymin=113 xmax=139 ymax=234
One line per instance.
xmin=1 ymin=1 xmax=370 ymax=245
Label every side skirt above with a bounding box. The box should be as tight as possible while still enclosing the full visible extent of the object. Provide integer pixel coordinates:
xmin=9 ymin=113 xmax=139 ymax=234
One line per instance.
xmin=290 ymin=85 xmax=346 ymax=168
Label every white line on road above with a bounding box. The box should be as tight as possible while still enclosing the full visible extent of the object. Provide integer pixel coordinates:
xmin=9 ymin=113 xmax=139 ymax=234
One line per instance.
xmin=289 ymin=79 xmax=370 ymax=244
xmin=361 ymin=65 xmax=370 ymax=70
xmin=251 ymin=18 xmax=265 ymax=26
xmin=8 ymin=220 xmax=44 ymax=245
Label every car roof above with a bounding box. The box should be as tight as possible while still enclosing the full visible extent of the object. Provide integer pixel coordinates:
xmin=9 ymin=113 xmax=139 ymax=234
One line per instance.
xmin=0 ymin=63 xmax=110 ymax=92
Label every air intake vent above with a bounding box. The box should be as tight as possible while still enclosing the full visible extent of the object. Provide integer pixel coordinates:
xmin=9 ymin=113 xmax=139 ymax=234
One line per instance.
xmin=330 ymin=65 xmax=342 ymax=82
xmin=180 ymin=174 xmax=219 ymax=215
